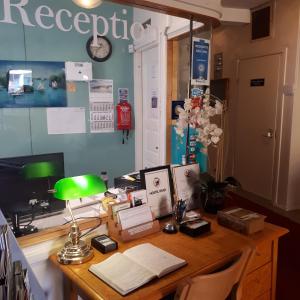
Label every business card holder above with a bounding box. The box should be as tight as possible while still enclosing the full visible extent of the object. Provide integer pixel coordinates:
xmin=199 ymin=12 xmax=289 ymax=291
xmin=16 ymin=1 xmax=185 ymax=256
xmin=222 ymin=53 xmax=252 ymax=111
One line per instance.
xmin=107 ymin=203 xmax=160 ymax=242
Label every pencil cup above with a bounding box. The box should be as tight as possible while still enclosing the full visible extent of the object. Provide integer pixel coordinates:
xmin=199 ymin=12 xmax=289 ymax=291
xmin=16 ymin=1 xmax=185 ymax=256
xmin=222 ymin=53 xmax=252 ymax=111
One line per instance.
xmin=173 ymin=200 xmax=186 ymax=224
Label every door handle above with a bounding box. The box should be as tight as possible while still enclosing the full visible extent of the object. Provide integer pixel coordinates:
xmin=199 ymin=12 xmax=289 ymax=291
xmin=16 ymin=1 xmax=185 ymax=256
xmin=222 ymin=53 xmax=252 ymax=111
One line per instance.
xmin=262 ymin=129 xmax=274 ymax=139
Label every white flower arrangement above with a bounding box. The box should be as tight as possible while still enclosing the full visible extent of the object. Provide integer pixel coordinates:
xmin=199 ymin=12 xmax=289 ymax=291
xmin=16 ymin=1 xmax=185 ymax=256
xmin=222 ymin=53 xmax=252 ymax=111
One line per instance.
xmin=175 ymin=88 xmax=223 ymax=149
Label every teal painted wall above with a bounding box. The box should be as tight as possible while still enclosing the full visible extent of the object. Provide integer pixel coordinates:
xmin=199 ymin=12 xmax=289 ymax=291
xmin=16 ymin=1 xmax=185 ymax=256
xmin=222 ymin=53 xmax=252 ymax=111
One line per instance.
xmin=0 ymin=0 xmax=135 ymax=184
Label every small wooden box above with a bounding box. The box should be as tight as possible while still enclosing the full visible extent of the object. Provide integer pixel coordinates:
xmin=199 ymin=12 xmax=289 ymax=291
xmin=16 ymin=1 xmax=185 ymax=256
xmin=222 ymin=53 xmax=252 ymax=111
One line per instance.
xmin=217 ymin=207 xmax=266 ymax=235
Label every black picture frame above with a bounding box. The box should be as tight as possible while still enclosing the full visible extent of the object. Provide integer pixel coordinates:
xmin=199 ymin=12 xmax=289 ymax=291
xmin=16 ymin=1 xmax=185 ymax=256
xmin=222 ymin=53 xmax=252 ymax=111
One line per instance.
xmin=140 ymin=165 xmax=174 ymax=218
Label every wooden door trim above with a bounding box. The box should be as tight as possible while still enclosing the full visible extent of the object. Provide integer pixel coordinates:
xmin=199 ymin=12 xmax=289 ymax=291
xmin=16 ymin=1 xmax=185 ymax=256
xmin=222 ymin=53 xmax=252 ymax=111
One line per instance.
xmin=166 ymin=39 xmax=179 ymax=163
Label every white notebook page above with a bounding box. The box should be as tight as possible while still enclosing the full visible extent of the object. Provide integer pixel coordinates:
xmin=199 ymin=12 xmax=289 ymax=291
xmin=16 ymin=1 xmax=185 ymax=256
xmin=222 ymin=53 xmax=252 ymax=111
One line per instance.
xmin=124 ymin=243 xmax=186 ymax=278
xmin=89 ymin=253 xmax=155 ymax=295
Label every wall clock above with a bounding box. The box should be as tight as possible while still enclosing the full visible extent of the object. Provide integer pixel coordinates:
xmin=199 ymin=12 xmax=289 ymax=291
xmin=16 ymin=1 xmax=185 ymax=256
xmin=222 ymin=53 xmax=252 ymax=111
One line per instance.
xmin=86 ymin=36 xmax=112 ymax=62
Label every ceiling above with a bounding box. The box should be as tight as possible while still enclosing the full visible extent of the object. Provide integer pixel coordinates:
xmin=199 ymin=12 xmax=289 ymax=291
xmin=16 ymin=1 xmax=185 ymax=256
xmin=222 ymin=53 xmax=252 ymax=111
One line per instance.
xmin=221 ymin=0 xmax=269 ymax=9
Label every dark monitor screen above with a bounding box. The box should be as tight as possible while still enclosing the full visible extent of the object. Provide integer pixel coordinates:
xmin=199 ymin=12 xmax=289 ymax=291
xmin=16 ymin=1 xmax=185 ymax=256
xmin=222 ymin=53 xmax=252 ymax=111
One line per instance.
xmin=0 ymin=152 xmax=65 ymax=221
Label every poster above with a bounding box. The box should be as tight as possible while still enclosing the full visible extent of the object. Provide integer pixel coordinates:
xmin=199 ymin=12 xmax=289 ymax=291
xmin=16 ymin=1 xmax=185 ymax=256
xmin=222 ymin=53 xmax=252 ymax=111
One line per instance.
xmin=118 ymin=88 xmax=129 ymax=102
xmin=89 ymin=79 xmax=113 ymax=103
xmin=89 ymin=79 xmax=114 ymax=133
xmin=0 ymin=60 xmax=66 ymax=108
xmin=191 ymin=38 xmax=210 ymax=86
xmin=90 ymin=102 xmax=114 ymax=133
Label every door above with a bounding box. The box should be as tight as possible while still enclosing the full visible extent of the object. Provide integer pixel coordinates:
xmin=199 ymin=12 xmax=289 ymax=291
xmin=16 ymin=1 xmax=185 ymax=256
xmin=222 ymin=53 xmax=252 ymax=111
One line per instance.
xmin=142 ymin=45 xmax=161 ymax=168
xmin=234 ymin=54 xmax=281 ymax=200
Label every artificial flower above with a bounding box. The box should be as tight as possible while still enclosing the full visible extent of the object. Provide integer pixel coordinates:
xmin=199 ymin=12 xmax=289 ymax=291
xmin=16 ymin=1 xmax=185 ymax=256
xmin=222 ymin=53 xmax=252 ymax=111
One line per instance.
xmin=175 ymin=88 xmax=223 ymax=152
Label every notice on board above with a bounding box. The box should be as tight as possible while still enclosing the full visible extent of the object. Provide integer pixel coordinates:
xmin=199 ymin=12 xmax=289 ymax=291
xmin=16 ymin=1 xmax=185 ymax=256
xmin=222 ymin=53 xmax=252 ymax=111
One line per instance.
xmin=89 ymin=79 xmax=113 ymax=103
xmin=47 ymin=107 xmax=86 ymax=135
xmin=89 ymin=79 xmax=114 ymax=133
xmin=118 ymin=88 xmax=129 ymax=102
xmin=90 ymin=102 xmax=114 ymax=133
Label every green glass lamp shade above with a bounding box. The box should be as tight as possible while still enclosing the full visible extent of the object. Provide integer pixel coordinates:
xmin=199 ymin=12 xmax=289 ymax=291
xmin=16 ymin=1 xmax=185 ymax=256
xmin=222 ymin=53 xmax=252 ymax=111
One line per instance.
xmin=54 ymin=174 xmax=107 ymax=201
xmin=22 ymin=161 xmax=60 ymax=179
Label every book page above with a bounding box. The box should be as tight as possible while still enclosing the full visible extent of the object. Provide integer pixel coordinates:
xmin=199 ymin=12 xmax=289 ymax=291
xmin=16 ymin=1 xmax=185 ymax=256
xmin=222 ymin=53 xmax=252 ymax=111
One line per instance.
xmin=124 ymin=243 xmax=187 ymax=278
xmin=89 ymin=253 xmax=155 ymax=295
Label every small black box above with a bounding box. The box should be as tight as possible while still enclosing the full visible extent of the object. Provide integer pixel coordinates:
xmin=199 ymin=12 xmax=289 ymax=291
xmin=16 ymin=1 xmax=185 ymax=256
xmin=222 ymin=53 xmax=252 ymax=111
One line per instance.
xmin=91 ymin=235 xmax=118 ymax=254
xmin=179 ymin=219 xmax=211 ymax=237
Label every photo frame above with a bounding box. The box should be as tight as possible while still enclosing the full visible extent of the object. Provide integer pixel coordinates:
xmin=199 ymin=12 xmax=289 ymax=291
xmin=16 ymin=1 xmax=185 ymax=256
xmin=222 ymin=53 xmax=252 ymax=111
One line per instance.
xmin=140 ymin=165 xmax=174 ymax=218
xmin=172 ymin=163 xmax=200 ymax=211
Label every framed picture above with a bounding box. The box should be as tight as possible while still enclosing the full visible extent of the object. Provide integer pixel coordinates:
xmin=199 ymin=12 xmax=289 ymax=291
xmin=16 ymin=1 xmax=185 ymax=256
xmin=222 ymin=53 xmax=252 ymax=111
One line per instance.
xmin=172 ymin=163 xmax=200 ymax=210
xmin=140 ymin=165 xmax=174 ymax=218
xmin=0 ymin=60 xmax=67 ymax=108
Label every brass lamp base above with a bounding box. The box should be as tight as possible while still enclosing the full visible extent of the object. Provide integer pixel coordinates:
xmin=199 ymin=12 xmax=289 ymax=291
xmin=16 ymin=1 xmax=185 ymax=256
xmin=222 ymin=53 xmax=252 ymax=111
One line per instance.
xmin=57 ymin=239 xmax=94 ymax=265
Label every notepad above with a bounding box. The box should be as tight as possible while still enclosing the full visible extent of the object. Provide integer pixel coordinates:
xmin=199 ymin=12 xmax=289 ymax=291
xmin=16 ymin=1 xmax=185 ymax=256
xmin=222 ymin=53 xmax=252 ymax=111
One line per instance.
xmin=89 ymin=243 xmax=187 ymax=295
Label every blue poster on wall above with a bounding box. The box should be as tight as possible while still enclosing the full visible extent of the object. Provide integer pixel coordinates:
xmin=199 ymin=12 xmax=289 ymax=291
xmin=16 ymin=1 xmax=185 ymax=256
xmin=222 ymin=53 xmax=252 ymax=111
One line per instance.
xmin=0 ymin=60 xmax=67 ymax=108
xmin=191 ymin=38 xmax=210 ymax=86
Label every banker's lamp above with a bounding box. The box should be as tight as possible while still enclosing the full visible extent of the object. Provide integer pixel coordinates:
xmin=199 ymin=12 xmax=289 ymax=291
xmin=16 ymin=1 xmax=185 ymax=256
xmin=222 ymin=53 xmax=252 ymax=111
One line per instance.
xmin=72 ymin=0 xmax=103 ymax=9
xmin=54 ymin=174 xmax=107 ymax=264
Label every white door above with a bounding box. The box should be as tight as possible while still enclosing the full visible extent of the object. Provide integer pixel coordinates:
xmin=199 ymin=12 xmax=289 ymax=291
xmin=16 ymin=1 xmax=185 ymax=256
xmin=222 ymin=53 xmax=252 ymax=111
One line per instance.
xmin=141 ymin=45 xmax=161 ymax=168
xmin=234 ymin=54 xmax=281 ymax=200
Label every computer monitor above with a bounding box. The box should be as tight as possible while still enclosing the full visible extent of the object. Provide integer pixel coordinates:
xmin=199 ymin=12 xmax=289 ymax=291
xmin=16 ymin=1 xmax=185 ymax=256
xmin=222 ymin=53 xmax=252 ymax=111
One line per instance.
xmin=0 ymin=152 xmax=65 ymax=236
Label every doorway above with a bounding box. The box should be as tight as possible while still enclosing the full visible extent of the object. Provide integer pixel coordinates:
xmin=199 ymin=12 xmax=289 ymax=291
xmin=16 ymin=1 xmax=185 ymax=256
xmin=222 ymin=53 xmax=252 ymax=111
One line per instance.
xmin=234 ymin=53 xmax=282 ymax=201
xmin=141 ymin=45 xmax=161 ymax=168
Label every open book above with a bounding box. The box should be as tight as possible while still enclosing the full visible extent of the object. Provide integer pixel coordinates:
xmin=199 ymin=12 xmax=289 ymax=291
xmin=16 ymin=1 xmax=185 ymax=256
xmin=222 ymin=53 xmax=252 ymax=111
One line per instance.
xmin=89 ymin=243 xmax=187 ymax=295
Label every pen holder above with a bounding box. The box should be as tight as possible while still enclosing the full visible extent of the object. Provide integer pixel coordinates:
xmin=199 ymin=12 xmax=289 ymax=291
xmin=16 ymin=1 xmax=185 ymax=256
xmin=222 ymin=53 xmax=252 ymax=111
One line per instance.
xmin=174 ymin=200 xmax=187 ymax=225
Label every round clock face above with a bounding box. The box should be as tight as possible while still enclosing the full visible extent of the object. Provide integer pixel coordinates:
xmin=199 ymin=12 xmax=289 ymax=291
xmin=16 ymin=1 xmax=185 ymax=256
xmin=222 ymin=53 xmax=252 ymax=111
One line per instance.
xmin=86 ymin=36 xmax=112 ymax=62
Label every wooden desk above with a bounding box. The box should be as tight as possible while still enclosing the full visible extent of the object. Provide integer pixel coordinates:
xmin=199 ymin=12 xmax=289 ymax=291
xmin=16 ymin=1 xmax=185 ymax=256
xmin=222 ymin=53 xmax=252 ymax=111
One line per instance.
xmin=49 ymin=217 xmax=287 ymax=300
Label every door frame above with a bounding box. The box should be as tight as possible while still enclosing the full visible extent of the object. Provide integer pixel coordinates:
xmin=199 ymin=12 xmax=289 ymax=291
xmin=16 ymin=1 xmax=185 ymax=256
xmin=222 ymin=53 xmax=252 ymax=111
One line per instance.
xmin=134 ymin=33 xmax=167 ymax=170
xmin=233 ymin=50 xmax=287 ymax=206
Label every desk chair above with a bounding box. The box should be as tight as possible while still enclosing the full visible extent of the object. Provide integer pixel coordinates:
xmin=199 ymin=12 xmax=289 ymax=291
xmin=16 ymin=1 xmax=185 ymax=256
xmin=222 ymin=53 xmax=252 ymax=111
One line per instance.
xmin=175 ymin=246 xmax=254 ymax=300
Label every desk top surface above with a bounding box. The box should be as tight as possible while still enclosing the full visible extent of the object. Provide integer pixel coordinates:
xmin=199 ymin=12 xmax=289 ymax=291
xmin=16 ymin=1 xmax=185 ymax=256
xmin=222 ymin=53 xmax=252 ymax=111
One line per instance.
xmin=49 ymin=217 xmax=287 ymax=300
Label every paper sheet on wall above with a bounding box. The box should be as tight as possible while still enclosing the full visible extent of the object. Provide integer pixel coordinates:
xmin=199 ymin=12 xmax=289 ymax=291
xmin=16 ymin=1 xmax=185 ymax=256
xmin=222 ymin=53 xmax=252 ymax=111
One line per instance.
xmin=47 ymin=107 xmax=86 ymax=134
xmin=89 ymin=79 xmax=113 ymax=102
xmin=90 ymin=102 xmax=114 ymax=133
xmin=118 ymin=88 xmax=129 ymax=102
xmin=89 ymin=79 xmax=114 ymax=133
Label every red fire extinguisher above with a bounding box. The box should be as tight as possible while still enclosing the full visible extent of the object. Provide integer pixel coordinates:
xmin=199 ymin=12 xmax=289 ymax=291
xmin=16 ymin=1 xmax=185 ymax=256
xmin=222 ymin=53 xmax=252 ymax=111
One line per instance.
xmin=116 ymin=100 xmax=132 ymax=144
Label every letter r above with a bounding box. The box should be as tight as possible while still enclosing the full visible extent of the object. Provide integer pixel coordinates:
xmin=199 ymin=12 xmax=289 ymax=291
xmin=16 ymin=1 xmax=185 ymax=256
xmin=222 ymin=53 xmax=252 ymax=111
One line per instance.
xmin=0 ymin=0 xmax=34 ymax=26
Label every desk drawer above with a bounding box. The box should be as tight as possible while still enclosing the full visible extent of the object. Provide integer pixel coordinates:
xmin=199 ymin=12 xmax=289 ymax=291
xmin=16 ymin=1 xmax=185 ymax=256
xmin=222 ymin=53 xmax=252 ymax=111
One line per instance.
xmin=242 ymin=263 xmax=272 ymax=300
xmin=248 ymin=240 xmax=272 ymax=273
